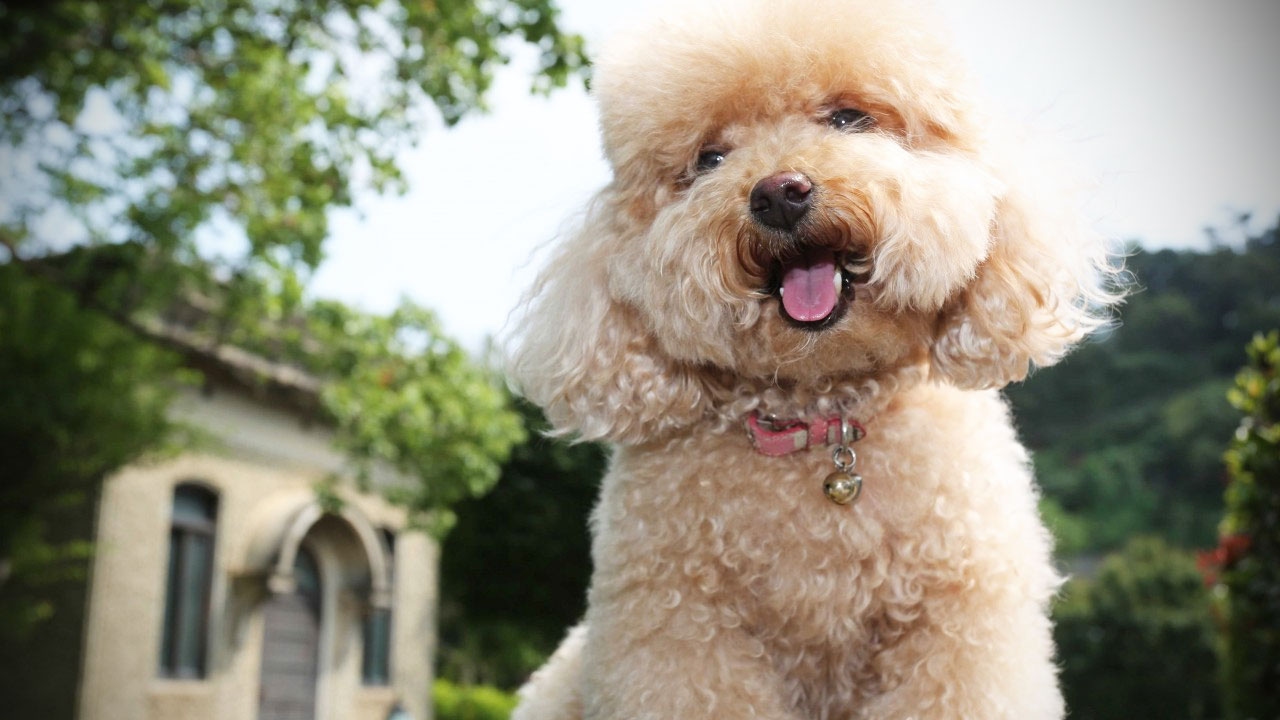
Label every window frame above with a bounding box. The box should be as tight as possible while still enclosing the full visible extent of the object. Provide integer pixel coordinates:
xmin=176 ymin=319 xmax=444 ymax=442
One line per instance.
xmin=361 ymin=528 xmax=396 ymax=686
xmin=158 ymin=481 xmax=219 ymax=680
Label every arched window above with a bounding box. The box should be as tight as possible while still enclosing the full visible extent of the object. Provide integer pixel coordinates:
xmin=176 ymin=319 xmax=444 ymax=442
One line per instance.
xmin=361 ymin=528 xmax=395 ymax=685
xmin=158 ymin=482 xmax=218 ymax=679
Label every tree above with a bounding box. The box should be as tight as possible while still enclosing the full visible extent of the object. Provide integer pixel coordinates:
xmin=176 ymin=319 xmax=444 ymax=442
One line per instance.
xmin=1054 ymin=537 xmax=1220 ymax=720
xmin=0 ymin=0 xmax=585 ymax=633
xmin=1 ymin=0 xmax=586 ymax=319
xmin=438 ymin=397 xmax=605 ymax=688
xmin=1 ymin=0 xmax=586 ymax=273
xmin=0 ymin=263 xmax=184 ymax=637
xmin=1210 ymin=331 xmax=1280 ymax=719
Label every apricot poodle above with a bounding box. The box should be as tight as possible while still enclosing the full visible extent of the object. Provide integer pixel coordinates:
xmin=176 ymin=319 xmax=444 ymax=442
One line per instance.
xmin=507 ymin=1 xmax=1117 ymax=718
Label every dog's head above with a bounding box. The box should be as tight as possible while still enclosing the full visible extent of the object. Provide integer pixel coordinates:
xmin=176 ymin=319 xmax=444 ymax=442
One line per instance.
xmin=509 ymin=0 xmax=1117 ymax=443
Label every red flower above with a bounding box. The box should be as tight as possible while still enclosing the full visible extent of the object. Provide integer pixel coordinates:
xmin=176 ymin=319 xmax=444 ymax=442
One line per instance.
xmin=1197 ymin=548 xmax=1223 ymax=587
xmin=1220 ymin=532 xmax=1252 ymax=567
xmin=1196 ymin=532 xmax=1253 ymax=587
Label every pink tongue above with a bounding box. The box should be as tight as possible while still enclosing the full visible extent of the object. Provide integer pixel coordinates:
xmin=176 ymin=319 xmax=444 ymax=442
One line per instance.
xmin=780 ymin=248 xmax=838 ymax=322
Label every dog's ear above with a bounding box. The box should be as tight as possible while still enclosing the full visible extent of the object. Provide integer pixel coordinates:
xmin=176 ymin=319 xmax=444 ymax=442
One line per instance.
xmin=930 ymin=154 xmax=1119 ymax=389
xmin=506 ymin=190 xmax=710 ymax=444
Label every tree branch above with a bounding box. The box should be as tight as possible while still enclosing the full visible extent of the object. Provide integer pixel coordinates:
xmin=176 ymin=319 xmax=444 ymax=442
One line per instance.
xmin=2 ymin=235 xmax=325 ymax=416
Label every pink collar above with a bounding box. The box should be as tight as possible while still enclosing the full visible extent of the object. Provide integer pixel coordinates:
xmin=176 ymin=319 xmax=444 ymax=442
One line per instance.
xmin=746 ymin=412 xmax=866 ymax=457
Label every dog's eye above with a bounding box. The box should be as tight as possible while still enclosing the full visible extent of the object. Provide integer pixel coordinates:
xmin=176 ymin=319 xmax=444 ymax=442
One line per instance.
xmin=828 ymin=108 xmax=874 ymax=133
xmin=695 ymin=148 xmax=728 ymax=173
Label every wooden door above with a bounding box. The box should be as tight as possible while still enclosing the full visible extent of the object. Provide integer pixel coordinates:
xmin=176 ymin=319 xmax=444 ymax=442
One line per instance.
xmin=259 ymin=548 xmax=322 ymax=720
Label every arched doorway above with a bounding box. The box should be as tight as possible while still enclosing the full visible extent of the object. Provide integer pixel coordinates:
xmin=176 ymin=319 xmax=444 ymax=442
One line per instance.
xmin=258 ymin=546 xmax=321 ymax=720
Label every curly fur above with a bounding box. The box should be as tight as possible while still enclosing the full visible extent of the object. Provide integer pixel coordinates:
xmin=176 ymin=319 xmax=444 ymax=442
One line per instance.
xmin=505 ymin=1 xmax=1120 ymax=718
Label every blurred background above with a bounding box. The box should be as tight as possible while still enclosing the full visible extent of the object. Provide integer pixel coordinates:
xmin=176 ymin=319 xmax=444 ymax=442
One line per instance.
xmin=1 ymin=1 xmax=1277 ymax=719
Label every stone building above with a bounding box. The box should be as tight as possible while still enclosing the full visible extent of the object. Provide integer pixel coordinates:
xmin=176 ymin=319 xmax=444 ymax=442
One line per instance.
xmin=11 ymin=329 xmax=440 ymax=720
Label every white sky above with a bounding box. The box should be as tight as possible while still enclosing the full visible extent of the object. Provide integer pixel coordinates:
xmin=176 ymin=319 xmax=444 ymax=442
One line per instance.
xmin=311 ymin=0 xmax=1280 ymax=351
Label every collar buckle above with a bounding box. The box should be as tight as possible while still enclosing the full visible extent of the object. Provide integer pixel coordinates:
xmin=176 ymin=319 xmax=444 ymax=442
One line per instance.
xmin=746 ymin=412 xmax=865 ymax=457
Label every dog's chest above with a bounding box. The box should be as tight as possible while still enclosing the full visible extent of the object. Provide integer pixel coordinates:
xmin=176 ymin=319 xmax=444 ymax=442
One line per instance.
xmin=589 ymin=388 xmax=1047 ymax=717
xmin=600 ymin=432 xmax=968 ymax=714
xmin=608 ymin=419 xmax=966 ymax=617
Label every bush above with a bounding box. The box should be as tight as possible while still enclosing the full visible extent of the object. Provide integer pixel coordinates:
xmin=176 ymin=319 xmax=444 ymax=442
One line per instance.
xmin=1214 ymin=330 xmax=1280 ymax=720
xmin=433 ymin=679 xmax=519 ymax=720
xmin=1054 ymin=536 xmax=1220 ymax=719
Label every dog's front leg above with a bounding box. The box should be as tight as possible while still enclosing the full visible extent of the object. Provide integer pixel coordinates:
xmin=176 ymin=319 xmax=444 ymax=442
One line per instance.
xmin=579 ymin=596 xmax=801 ymax=720
xmin=856 ymin=595 xmax=1064 ymax=720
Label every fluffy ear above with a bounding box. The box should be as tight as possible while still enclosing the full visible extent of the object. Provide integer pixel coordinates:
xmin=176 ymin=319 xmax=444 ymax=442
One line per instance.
xmin=505 ymin=190 xmax=710 ymax=444
xmin=930 ymin=151 xmax=1120 ymax=389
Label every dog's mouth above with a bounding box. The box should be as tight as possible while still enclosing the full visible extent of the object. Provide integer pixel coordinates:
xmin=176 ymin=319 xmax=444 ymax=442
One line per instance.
xmin=768 ymin=248 xmax=872 ymax=329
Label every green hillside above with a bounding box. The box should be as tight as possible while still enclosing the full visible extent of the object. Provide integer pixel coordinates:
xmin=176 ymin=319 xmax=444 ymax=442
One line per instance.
xmin=1008 ymin=217 xmax=1280 ymax=555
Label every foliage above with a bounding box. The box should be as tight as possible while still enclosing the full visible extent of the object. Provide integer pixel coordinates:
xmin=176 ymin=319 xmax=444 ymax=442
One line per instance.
xmin=439 ymin=398 xmax=604 ymax=688
xmin=1037 ymin=497 xmax=1091 ymax=557
xmin=1009 ymin=216 xmax=1280 ymax=553
xmin=0 ymin=264 xmax=188 ymax=636
xmin=1054 ymin=537 xmax=1220 ymax=720
xmin=1 ymin=0 xmax=586 ymax=272
xmin=293 ymin=299 xmax=526 ymax=536
xmin=433 ymin=679 xmax=519 ymax=720
xmin=1211 ymin=331 xmax=1280 ymax=719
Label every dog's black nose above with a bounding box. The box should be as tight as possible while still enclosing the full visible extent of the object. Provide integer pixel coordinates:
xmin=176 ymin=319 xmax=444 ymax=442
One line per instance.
xmin=750 ymin=172 xmax=813 ymax=230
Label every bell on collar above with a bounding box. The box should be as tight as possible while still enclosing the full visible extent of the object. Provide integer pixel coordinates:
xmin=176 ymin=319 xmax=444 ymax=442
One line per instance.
xmin=823 ymin=470 xmax=862 ymax=505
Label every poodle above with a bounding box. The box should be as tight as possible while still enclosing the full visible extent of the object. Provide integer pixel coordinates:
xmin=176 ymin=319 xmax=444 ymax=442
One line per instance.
xmin=506 ymin=1 xmax=1116 ymax=718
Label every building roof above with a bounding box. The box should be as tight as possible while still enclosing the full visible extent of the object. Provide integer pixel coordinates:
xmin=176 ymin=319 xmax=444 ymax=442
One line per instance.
xmin=25 ymin=241 xmax=329 ymax=421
